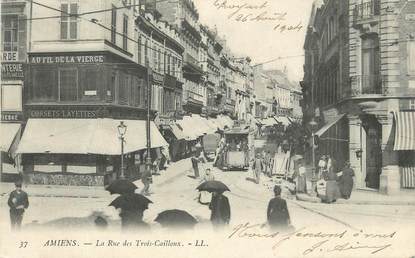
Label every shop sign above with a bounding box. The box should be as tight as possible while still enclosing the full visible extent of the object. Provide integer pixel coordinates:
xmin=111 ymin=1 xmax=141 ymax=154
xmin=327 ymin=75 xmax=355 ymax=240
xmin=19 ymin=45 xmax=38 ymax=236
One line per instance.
xmin=29 ymin=110 xmax=97 ymax=119
xmin=322 ymin=108 xmax=339 ymax=122
xmin=30 ymin=54 xmax=105 ymax=64
xmin=1 ymin=111 xmax=22 ymax=121
xmin=1 ymin=62 xmax=24 ymax=79
xmin=1 ymin=52 xmax=18 ymax=62
xmin=152 ymin=71 xmax=164 ymax=85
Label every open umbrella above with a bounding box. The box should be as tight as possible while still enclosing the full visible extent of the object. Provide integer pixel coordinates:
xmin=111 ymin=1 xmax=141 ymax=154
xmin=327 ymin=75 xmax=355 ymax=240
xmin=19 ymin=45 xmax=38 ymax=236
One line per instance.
xmin=109 ymin=193 xmax=153 ymax=211
xmin=105 ymin=179 xmax=138 ymax=195
xmin=196 ymin=180 xmax=230 ymax=193
xmin=154 ymin=209 xmax=197 ymax=228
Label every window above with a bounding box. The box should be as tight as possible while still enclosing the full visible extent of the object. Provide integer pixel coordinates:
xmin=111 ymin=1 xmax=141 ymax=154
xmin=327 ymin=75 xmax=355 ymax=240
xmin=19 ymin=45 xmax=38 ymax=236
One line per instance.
xmin=59 ymin=69 xmax=78 ymax=101
xmin=410 ymin=100 xmax=415 ymax=110
xmin=1 ymin=85 xmax=22 ymax=111
xmin=82 ymin=68 xmax=98 ymax=98
xmin=144 ymin=39 xmax=149 ymax=66
xmin=362 ymin=34 xmax=380 ymax=93
xmin=33 ymin=69 xmax=56 ymax=101
xmin=60 ymin=3 xmax=78 ymax=40
xmin=408 ymin=41 xmax=415 ymax=74
xmin=137 ymin=35 xmax=142 ymax=64
xmin=123 ymin=15 xmax=128 ymax=50
xmin=2 ymin=15 xmax=18 ymax=52
xmin=167 ymin=54 xmax=171 ymax=75
xmin=111 ymin=5 xmax=117 ymax=44
xmin=118 ymin=72 xmax=129 ymax=104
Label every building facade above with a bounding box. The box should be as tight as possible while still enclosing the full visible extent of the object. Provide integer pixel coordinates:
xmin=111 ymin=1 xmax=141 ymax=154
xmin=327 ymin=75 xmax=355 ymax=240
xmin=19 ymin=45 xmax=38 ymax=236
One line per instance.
xmin=16 ymin=0 xmax=169 ymax=186
xmin=1 ymin=0 xmax=29 ymax=181
xmin=303 ymin=0 xmax=415 ymax=195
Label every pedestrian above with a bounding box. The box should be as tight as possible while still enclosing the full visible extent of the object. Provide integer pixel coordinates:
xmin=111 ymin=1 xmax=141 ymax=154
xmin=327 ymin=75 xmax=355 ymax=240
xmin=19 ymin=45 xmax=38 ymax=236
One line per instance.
xmin=8 ymin=181 xmax=29 ymax=230
xmin=208 ymin=191 xmax=231 ymax=227
xmin=152 ymin=157 xmax=161 ymax=175
xmin=324 ymin=164 xmax=341 ymax=203
xmin=119 ymin=209 xmax=149 ymax=231
xmin=338 ymin=161 xmax=355 ymax=199
xmin=197 ymin=168 xmax=215 ymax=203
xmin=267 ymin=185 xmax=290 ymax=230
xmin=191 ymin=153 xmax=200 ymax=178
xmin=318 ymin=155 xmax=327 ymax=180
xmin=141 ymin=167 xmax=152 ymax=196
xmin=295 ymin=160 xmax=307 ymax=193
xmin=252 ymin=154 xmax=263 ymax=184
xmin=202 ymin=168 xmax=215 ymax=182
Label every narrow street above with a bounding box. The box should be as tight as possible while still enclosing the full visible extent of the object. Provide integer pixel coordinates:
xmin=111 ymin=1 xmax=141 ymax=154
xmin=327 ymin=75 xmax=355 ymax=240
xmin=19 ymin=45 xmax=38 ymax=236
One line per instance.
xmin=1 ymin=159 xmax=414 ymax=233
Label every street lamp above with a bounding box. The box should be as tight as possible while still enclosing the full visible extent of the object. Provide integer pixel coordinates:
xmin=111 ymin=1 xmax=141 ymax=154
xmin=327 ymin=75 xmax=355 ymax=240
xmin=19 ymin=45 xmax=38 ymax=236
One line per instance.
xmin=117 ymin=121 xmax=127 ymax=179
xmin=309 ymin=118 xmax=318 ymax=197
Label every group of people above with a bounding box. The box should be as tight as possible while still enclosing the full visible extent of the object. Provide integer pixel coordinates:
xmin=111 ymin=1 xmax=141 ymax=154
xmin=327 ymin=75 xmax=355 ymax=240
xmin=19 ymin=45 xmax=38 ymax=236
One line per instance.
xmin=317 ymin=155 xmax=355 ymax=203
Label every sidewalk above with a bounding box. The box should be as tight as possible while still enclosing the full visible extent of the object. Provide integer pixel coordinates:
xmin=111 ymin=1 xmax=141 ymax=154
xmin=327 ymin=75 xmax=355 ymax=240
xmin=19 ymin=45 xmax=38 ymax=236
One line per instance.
xmin=296 ymin=189 xmax=415 ymax=205
xmin=0 ymin=158 xmax=193 ymax=199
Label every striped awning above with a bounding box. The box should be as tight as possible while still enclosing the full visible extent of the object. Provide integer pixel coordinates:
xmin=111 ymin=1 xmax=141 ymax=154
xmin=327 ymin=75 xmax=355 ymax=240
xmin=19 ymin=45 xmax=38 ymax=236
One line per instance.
xmin=393 ymin=111 xmax=415 ymax=150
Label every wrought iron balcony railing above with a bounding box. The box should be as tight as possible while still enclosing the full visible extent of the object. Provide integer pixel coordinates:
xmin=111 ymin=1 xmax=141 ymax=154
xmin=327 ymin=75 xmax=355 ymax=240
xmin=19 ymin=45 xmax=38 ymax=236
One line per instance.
xmin=342 ymin=75 xmax=386 ymax=98
xmin=353 ymin=0 xmax=380 ymax=23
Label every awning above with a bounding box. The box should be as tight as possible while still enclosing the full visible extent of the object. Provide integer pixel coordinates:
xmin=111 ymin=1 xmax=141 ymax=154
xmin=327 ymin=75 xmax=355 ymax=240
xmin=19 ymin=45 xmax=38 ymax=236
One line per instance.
xmin=168 ymin=124 xmax=186 ymax=140
xmin=17 ymin=119 xmax=168 ymax=155
xmin=0 ymin=123 xmax=21 ymax=152
xmin=261 ymin=117 xmax=278 ymax=127
xmin=176 ymin=117 xmax=201 ymax=141
xmin=393 ymin=111 xmax=415 ymax=150
xmin=275 ymin=116 xmax=291 ymax=126
xmin=192 ymin=115 xmax=216 ymax=134
xmin=315 ymin=114 xmax=345 ymax=137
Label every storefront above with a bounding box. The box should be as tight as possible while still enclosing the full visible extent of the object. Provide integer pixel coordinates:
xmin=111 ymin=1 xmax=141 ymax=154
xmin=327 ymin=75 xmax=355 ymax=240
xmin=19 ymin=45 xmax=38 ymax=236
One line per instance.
xmin=17 ymin=116 xmax=168 ymax=186
xmin=1 ymin=62 xmax=25 ymax=182
xmin=17 ymin=51 xmax=168 ymax=186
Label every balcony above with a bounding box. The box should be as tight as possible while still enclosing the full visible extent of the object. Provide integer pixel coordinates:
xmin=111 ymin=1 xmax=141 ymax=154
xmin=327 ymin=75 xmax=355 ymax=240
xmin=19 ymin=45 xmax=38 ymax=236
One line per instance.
xmin=342 ymin=75 xmax=386 ymax=98
xmin=184 ymin=90 xmax=204 ymax=105
xmin=184 ymin=53 xmax=203 ymax=74
xmin=353 ymin=0 xmax=380 ymax=27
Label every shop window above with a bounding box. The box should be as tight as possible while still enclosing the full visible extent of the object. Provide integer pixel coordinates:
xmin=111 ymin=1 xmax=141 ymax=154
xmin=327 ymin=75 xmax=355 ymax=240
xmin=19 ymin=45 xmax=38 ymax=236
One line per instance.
xmin=118 ymin=72 xmax=129 ymax=105
xmin=60 ymin=3 xmax=78 ymax=40
xmin=123 ymin=14 xmax=128 ymax=50
xmin=59 ymin=68 xmax=78 ymax=101
xmin=111 ymin=5 xmax=117 ymax=44
xmin=1 ymin=85 xmax=22 ymax=111
xmin=408 ymin=41 xmax=415 ymax=75
xmin=33 ymin=69 xmax=56 ymax=101
xmin=82 ymin=68 xmax=98 ymax=98
xmin=1 ymin=15 xmax=18 ymax=52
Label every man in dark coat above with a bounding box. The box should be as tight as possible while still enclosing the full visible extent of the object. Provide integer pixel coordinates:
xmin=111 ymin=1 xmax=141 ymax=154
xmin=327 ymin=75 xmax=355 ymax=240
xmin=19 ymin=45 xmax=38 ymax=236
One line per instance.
xmin=8 ymin=181 xmax=29 ymax=230
xmin=191 ymin=153 xmax=200 ymax=178
xmin=267 ymin=185 xmax=290 ymax=230
xmin=209 ymin=192 xmax=230 ymax=226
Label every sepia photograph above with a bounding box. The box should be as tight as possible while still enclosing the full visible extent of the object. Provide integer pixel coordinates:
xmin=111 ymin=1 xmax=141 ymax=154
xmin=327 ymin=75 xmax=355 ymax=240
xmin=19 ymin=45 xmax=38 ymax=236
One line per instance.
xmin=0 ymin=0 xmax=415 ymax=257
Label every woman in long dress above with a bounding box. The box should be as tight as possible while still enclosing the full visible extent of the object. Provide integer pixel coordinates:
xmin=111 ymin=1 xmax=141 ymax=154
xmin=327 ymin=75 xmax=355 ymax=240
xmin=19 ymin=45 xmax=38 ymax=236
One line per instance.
xmin=338 ymin=161 xmax=355 ymax=199
xmin=325 ymin=164 xmax=341 ymax=203
xmin=295 ymin=161 xmax=307 ymax=193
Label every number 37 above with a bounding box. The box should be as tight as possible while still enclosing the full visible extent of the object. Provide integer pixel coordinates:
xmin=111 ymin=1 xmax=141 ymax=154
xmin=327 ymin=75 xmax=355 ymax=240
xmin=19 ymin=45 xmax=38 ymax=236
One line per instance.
xmin=19 ymin=241 xmax=28 ymax=248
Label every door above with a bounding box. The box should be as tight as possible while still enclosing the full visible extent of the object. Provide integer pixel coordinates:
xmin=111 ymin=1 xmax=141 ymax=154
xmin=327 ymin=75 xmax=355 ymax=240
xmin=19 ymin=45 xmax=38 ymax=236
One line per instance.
xmin=365 ymin=124 xmax=382 ymax=189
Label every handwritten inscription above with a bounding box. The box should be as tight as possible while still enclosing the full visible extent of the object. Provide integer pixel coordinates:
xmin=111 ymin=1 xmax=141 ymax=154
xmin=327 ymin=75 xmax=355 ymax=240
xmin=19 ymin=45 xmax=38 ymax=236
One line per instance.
xmin=212 ymin=0 xmax=303 ymax=33
xmin=228 ymin=222 xmax=395 ymax=256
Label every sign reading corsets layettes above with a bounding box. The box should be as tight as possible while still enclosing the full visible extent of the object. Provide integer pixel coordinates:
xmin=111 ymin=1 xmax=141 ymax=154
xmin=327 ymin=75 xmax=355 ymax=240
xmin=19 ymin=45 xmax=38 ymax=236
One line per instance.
xmin=30 ymin=54 xmax=105 ymax=64
xmin=29 ymin=110 xmax=98 ymax=119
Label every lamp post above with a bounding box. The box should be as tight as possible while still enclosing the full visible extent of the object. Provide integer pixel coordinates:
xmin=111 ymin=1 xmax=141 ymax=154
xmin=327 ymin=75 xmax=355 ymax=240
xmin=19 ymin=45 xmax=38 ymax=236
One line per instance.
xmin=117 ymin=121 xmax=127 ymax=179
xmin=309 ymin=118 xmax=318 ymax=197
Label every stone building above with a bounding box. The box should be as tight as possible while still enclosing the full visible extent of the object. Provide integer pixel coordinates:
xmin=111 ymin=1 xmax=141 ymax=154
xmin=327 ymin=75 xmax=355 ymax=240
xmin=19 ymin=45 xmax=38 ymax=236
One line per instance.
xmin=303 ymin=0 xmax=415 ymax=194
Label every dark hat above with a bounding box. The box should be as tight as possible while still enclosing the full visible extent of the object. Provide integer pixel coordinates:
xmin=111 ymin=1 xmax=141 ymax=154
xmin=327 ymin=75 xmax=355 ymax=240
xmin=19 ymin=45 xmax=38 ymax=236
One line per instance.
xmin=273 ymin=185 xmax=282 ymax=195
xmin=15 ymin=181 xmax=22 ymax=187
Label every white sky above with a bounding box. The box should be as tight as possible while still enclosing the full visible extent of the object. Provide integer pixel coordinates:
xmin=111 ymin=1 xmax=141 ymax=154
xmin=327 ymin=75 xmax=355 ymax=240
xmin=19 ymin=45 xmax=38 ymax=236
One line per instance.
xmin=194 ymin=0 xmax=313 ymax=82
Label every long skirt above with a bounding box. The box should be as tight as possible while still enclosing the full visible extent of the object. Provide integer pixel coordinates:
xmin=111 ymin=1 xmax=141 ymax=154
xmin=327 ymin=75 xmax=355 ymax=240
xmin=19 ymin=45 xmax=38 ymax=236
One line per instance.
xmin=296 ymin=175 xmax=307 ymax=193
xmin=325 ymin=180 xmax=341 ymax=203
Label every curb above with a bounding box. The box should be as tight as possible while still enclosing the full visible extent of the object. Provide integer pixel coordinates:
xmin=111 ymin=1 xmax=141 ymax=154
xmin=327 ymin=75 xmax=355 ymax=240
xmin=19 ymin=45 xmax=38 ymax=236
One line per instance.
xmin=296 ymin=193 xmax=321 ymax=203
xmin=296 ymin=193 xmax=415 ymax=206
